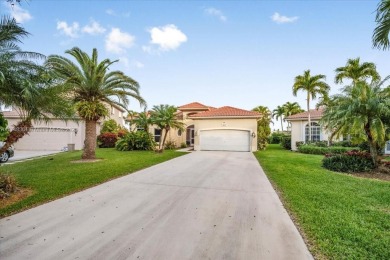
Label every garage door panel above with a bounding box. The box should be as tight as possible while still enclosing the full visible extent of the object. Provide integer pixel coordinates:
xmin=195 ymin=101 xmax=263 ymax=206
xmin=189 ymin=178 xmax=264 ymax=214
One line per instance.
xmin=200 ymin=130 xmax=250 ymax=152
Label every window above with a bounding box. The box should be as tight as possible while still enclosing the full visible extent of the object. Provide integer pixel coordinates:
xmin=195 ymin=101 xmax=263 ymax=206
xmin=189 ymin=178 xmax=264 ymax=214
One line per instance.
xmin=154 ymin=129 xmax=161 ymax=142
xmin=111 ymin=106 xmax=115 ymax=115
xmin=177 ymin=129 xmax=182 ymax=136
xmin=305 ymin=122 xmax=321 ymax=142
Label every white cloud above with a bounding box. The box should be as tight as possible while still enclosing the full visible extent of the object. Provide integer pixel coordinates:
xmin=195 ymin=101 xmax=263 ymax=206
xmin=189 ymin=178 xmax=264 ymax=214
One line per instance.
xmin=147 ymin=24 xmax=187 ymax=51
xmin=106 ymin=9 xmax=130 ymax=17
xmin=57 ymin=21 xmax=80 ymax=38
xmin=105 ymin=28 xmax=135 ymax=54
xmin=82 ymin=20 xmax=106 ymax=35
xmin=271 ymin=12 xmax=299 ymax=24
xmin=204 ymin=7 xmax=227 ymax=22
xmin=9 ymin=5 xmax=32 ymax=23
xmin=133 ymin=60 xmax=144 ymax=68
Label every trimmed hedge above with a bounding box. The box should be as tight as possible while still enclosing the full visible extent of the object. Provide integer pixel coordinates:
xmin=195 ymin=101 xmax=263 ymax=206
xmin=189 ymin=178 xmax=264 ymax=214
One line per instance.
xmin=97 ymin=132 xmax=118 ymax=148
xmin=280 ymin=135 xmax=291 ymax=150
xmin=298 ymin=145 xmax=358 ymax=155
xmin=322 ymin=150 xmax=374 ymax=173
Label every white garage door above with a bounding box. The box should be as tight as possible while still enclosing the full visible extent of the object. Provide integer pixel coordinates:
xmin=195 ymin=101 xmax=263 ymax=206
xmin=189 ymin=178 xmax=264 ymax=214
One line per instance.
xmin=200 ymin=129 xmax=250 ymax=152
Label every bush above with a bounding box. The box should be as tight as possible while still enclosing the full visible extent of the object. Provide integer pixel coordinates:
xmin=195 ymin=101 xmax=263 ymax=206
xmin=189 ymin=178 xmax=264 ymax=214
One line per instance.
xmin=280 ymin=135 xmax=291 ymax=150
xmin=180 ymin=142 xmax=187 ymax=148
xmin=164 ymin=140 xmax=177 ymax=150
xmin=0 ymin=172 xmax=17 ymax=199
xmin=322 ymin=150 xmax=374 ymax=173
xmin=117 ymin=129 xmax=128 ymax=138
xmin=101 ymin=119 xmax=120 ymax=134
xmin=269 ymin=132 xmax=285 ymax=144
xmin=358 ymin=141 xmax=384 ymax=156
xmin=97 ymin=132 xmax=118 ymax=148
xmin=115 ymin=131 xmax=156 ymax=151
xmin=298 ymin=145 xmax=357 ymax=155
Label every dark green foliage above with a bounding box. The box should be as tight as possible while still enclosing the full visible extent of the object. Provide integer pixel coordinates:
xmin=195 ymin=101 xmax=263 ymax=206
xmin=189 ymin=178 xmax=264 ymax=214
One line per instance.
xmin=298 ymin=145 xmax=357 ymax=155
xmin=164 ymin=140 xmax=177 ymax=150
xmin=0 ymin=113 xmax=9 ymax=141
xmin=115 ymin=131 xmax=156 ymax=151
xmin=358 ymin=141 xmax=384 ymax=156
xmin=331 ymin=140 xmax=356 ymax=147
xmin=268 ymin=132 xmax=285 ymax=144
xmin=280 ymin=135 xmax=291 ymax=150
xmin=0 ymin=172 xmax=17 ymax=199
xmin=296 ymin=141 xmax=304 ymax=148
xmin=97 ymin=132 xmax=118 ymax=148
xmin=180 ymin=142 xmax=187 ymax=148
xmin=322 ymin=150 xmax=375 ymax=173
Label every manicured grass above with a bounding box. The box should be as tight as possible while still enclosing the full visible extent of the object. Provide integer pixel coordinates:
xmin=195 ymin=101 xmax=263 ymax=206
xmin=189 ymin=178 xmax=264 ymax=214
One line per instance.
xmin=254 ymin=145 xmax=390 ymax=260
xmin=0 ymin=149 xmax=185 ymax=217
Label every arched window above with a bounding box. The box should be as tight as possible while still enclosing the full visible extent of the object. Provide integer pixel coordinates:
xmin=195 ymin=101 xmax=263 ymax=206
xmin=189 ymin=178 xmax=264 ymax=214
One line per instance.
xmin=305 ymin=122 xmax=321 ymax=142
xmin=178 ymin=129 xmax=182 ymax=136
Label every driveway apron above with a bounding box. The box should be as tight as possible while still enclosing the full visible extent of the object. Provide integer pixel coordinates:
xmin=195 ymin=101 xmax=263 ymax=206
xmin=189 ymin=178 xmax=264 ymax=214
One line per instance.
xmin=0 ymin=151 xmax=312 ymax=260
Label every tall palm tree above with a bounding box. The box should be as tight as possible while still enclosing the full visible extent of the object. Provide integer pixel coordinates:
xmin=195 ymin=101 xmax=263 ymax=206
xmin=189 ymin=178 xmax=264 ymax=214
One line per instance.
xmin=46 ymin=47 xmax=146 ymax=159
xmin=335 ymin=58 xmax=380 ymax=85
xmin=292 ymin=70 xmax=330 ymax=142
xmin=272 ymin=105 xmax=285 ymax=131
xmin=151 ymin=105 xmax=185 ymax=152
xmin=373 ymin=0 xmax=390 ymax=50
xmin=321 ymin=81 xmax=390 ymax=167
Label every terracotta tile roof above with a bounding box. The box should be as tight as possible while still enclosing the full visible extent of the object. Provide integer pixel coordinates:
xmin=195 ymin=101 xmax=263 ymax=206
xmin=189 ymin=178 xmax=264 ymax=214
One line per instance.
xmin=189 ymin=106 xmax=261 ymax=118
xmin=178 ymin=102 xmax=210 ymax=110
xmin=286 ymin=108 xmax=324 ymax=120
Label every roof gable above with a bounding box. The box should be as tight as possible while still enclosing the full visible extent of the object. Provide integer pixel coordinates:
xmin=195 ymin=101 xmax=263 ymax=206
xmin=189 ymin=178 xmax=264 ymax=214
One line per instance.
xmin=178 ymin=102 xmax=210 ymax=110
xmin=286 ymin=108 xmax=324 ymax=120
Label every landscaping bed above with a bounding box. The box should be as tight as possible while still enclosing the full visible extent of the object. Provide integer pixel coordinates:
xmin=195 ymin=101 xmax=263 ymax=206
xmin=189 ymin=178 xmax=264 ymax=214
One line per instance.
xmin=254 ymin=144 xmax=390 ymax=260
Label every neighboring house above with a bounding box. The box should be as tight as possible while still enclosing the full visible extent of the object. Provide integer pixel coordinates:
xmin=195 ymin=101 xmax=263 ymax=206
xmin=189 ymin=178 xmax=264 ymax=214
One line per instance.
xmin=1 ymin=104 xmax=126 ymax=151
xmin=286 ymin=108 xmax=390 ymax=155
xmin=286 ymin=108 xmax=335 ymax=151
xmin=137 ymin=102 xmax=261 ymax=152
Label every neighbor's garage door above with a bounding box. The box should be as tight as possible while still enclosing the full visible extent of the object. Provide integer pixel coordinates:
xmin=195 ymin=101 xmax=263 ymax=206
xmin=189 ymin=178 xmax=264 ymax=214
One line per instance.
xmin=199 ymin=129 xmax=250 ymax=152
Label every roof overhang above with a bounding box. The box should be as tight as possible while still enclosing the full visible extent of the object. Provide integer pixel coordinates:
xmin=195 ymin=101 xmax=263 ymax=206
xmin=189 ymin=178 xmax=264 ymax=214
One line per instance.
xmin=189 ymin=116 xmax=260 ymax=120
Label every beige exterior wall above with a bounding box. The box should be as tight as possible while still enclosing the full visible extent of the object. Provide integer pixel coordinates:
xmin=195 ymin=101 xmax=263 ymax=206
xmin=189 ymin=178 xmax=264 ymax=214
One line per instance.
xmin=105 ymin=105 xmax=126 ymax=127
xmin=290 ymin=120 xmax=332 ymax=151
xmin=192 ymin=118 xmax=258 ymax=151
xmin=7 ymin=119 xmax=85 ymax=151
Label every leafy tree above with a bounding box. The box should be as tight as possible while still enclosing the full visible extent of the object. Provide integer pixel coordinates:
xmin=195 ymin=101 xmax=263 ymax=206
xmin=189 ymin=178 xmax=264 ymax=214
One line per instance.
xmin=101 ymin=119 xmax=120 ymax=134
xmin=272 ymin=105 xmax=285 ymax=131
xmin=335 ymin=58 xmax=380 ymax=85
xmin=373 ymin=0 xmax=390 ymax=50
xmin=252 ymin=106 xmax=271 ymax=150
xmin=150 ymin=105 xmax=185 ymax=152
xmin=292 ymin=70 xmax=330 ymax=142
xmin=133 ymin=111 xmax=152 ymax=133
xmin=321 ymin=81 xmax=390 ymax=167
xmin=46 ymin=47 xmax=146 ymax=159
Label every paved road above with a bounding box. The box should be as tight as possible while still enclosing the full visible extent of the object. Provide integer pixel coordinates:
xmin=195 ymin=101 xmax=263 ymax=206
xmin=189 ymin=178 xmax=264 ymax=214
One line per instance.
xmin=0 ymin=152 xmax=312 ymax=260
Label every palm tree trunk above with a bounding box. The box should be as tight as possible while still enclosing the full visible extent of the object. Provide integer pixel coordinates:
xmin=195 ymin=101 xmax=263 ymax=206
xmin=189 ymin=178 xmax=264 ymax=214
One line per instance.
xmin=280 ymin=117 xmax=284 ymax=132
xmin=0 ymin=120 xmax=32 ymax=154
xmin=160 ymin=128 xmax=169 ymax=152
xmin=82 ymin=119 xmax=97 ymax=159
xmin=307 ymin=92 xmax=311 ymax=143
xmin=364 ymin=123 xmax=380 ymax=167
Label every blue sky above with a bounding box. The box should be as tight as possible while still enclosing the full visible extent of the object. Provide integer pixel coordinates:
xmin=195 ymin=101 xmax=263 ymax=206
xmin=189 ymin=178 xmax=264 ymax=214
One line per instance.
xmin=1 ymin=0 xmax=388 ymax=130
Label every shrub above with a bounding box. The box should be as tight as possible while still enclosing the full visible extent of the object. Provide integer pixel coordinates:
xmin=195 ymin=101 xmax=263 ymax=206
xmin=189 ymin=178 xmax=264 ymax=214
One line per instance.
xmin=298 ymin=145 xmax=357 ymax=155
xmin=180 ymin=142 xmax=187 ymax=148
xmin=97 ymin=132 xmax=118 ymax=148
xmin=322 ymin=150 xmax=374 ymax=173
xmin=117 ymin=129 xmax=128 ymax=138
xmin=331 ymin=140 xmax=355 ymax=147
xmin=358 ymin=141 xmax=384 ymax=156
xmin=296 ymin=141 xmax=304 ymax=148
xmin=101 ymin=119 xmax=120 ymax=134
xmin=269 ymin=132 xmax=285 ymax=144
xmin=115 ymin=131 xmax=156 ymax=151
xmin=280 ymin=135 xmax=291 ymax=150
xmin=0 ymin=172 xmax=17 ymax=199
xmin=164 ymin=140 xmax=177 ymax=150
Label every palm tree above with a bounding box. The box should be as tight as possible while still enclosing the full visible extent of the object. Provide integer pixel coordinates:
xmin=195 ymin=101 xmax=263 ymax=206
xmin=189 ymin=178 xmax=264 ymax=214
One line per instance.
xmin=292 ymin=70 xmax=330 ymax=142
xmin=283 ymin=102 xmax=304 ymax=130
xmin=46 ymin=47 xmax=146 ymax=159
xmin=321 ymin=81 xmax=390 ymax=167
xmin=151 ymin=105 xmax=185 ymax=152
xmin=335 ymin=58 xmax=380 ymax=85
xmin=272 ymin=105 xmax=285 ymax=131
xmin=373 ymin=0 xmax=390 ymax=50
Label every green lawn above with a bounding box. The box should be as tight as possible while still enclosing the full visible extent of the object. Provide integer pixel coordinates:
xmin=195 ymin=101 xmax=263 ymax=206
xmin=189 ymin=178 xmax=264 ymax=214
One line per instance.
xmin=0 ymin=149 xmax=185 ymax=217
xmin=254 ymin=145 xmax=390 ymax=260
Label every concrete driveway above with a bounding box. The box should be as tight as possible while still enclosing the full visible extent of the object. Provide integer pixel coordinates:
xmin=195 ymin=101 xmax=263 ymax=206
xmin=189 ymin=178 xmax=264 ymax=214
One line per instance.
xmin=6 ymin=150 xmax=62 ymax=164
xmin=0 ymin=151 xmax=312 ymax=260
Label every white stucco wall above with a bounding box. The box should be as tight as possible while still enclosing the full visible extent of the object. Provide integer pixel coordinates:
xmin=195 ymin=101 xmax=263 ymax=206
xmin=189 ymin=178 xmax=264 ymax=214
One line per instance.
xmin=290 ymin=120 xmax=331 ymax=151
